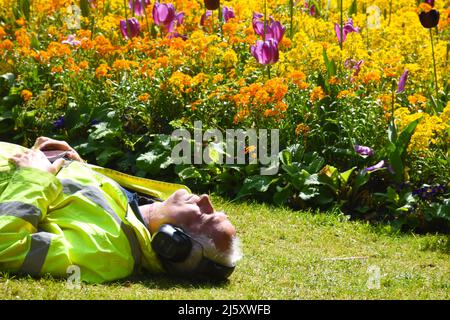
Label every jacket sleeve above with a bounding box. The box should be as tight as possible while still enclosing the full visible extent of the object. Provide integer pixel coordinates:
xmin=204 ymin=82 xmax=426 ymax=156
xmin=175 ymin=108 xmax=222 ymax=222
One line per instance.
xmin=0 ymin=167 xmax=66 ymax=274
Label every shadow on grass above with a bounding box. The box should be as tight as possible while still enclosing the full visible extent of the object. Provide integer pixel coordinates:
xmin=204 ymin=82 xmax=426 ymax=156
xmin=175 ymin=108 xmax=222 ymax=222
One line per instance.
xmin=1 ymin=271 xmax=230 ymax=291
xmin=123 ymin=273 xmax=231 ymax=290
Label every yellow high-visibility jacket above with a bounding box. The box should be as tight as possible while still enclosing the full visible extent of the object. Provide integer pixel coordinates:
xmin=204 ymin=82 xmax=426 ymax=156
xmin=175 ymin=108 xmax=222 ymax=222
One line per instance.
xmin=0 ymin=141 xmax=190 ymax=283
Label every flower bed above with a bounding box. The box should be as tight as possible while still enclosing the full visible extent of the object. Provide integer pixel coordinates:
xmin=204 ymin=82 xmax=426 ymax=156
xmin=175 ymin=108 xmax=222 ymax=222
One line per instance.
xmin=0 ymin=0 xmax=449 ymax=232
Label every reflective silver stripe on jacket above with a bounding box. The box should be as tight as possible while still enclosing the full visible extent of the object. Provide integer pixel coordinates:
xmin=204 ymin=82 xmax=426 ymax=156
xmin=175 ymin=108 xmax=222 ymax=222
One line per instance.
xmin=19 ymin=232 xmax=53 ymax=276
xmin=60 ymin=179 xmax=142 ymax=273
xmin=0 ymin=201 xmax=42 ymax=227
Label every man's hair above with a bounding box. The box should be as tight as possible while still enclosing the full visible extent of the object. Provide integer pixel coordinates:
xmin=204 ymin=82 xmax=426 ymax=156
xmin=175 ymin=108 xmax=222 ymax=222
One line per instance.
xmin=167 ymin=213 xmax=243 ymax=276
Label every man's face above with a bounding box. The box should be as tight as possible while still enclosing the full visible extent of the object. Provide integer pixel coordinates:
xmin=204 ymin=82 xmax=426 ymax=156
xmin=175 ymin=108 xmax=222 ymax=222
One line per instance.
xmin=145 ymin=189 xmax=236 ymax=252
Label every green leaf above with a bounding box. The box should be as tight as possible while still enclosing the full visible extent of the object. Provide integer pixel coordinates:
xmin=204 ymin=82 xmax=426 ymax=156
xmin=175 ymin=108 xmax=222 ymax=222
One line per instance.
xmin=352 ymin=172 xmax=370 ymax=194
xmin=315 ymin=186 xmax=336 ymax=205
xmin=388 ymin=120 xmax=397 ymax=144
xmin=286 ymin=143 xmax=304 ymax=162
xmin=20 ymin=0 xmax=30 ymax=21
xmin=322 ymin=47 xmax=336 ymax=80
xmin=178 ymin=167 xmax=202 ymax=180
xmin=236 ymin=175 xmax=277 ymax=199
xmin=299 ymin=187 xmax=320 ymax=201
xmin=304 ymin=173 xmax=322 ymax=186
xmin=386 ymin=187 xmax=399 ymax=204
xmin=303 ymin=152 xmax=325 ymax=173
xmin=397 ymin=118 xmax=420 ymax=157
xmin=89 ymin=122 xmax=116 ymax=141
xmin=280 ymin=149 xmax=292 ymax=166
xmin=273 ymin=184 xmax=293 ymax=206
xmin=96 ymin=148 xmax=124 ymax=166
xmin=80 ymin=0 xmax=90 ymax=17
xmin=348 ymin=0 xmax=357 ymax=16
xmin=339 ymin=166 xmax=356 ymax=187
xmin=136 ymin=150 xmax=170 ymax=174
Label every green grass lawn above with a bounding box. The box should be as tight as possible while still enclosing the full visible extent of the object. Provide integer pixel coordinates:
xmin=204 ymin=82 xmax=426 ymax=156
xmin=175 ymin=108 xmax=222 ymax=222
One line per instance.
xmin=1 ymin=196 xmax=449 ymax=300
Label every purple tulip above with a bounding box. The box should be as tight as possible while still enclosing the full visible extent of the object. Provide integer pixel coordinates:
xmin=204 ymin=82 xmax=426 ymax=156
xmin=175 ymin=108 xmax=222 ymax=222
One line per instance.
xmin=344 ymin=58 xmax=364 ymax=80
xmin=354 ymin=145 xmax=374 ymax=157
xmin=252 ymin=13 xmax=285 ymax=43
xmin=251 ymin=39 xmax=279 ymax=65
xmin=200 ymin=10 xmax=212 ymax=26
xmin=62 ymin=35 xmax=81 ymax=46
xmin=266 ymin=20 xmax=286 ymax=43
xmin=425 ymin=0 xmax=435 ymax=7
xmin=334 ymin=18 xmax=360 ymax=43
xmin=222 ymin=6 xmax=235 ymax=22
xmin=120 ymin=17 xmax=141 ymax=39
xmin=396 ymin=70 xmax=408 ymax=93
xmin=153 ymin=2 xmax=184 ymax=33
xmin=129 ymin=0 xmax=151 ymax=16
xmin=201 ymin=6 xmax=234 ymax=26
xmin=363 ymin=160 xmax=386 ymax=174
xmin=353 ymin=60 xmax=364 ymax=77
xmin=252 ymin=12 xmax=265 ymax=36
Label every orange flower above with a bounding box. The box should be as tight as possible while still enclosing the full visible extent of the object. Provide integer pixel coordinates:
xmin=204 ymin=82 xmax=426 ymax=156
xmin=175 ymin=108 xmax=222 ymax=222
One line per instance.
xmin=112 ymin=59 xmax=139 ymax=71
xmin=15 ymin=18 xmax=26 ymax=27
xmin=418 ymin=3 xmax=432 ymax=13
xmin=328 ymin=76 xmax=340 ymax=85
xmin=363 ymin=71 xmax=381 ymax=84
xmin=95 ymin=64 xmax=111 ymax=78
xmin=295 ymin=123 xmax=309 ymax=136
xmin=0 ymin=26 xmax=6 ymax=39
xmin=0 ymin=39 xmax=14 ymax=50
xmin=79 ymin=61 xmax=89 ymax=70
xmin=337 ymin=90 xmax=356 ymax=99
xmin=290 ymin=70 xmax=306 ymax=86
xmin=20 ymin=89 xmax=33 ymax=102
xmin=310 ymin=86 xmax=326 ymax=102
xmin=51 ymin=65 xmax=63 ymax=73
xmin=94 ymin=35 xmax=115 ymax=56
xmin=138 ymin=93 xmax=151 ymax=102
xmin=383 ymin=67 xmax=396 ymax=78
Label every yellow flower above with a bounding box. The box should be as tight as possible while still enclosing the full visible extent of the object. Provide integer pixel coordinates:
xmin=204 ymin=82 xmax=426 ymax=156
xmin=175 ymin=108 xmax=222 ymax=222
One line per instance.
xmin=394 ymin=107 xmax=449 ymax=151
xmin=222 ymin=49 xmax=238 ymax=69
xmin=212 ymin=74 xmax=224 ymax=84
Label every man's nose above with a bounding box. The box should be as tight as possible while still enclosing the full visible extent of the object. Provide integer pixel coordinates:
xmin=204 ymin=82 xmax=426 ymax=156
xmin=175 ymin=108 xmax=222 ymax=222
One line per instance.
xmin=197 ymin=194 xmax=214 ymax=214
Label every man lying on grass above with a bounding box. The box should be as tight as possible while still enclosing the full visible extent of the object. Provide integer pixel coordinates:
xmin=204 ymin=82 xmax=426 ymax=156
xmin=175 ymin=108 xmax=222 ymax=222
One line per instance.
xmin=0 ymin=137 xmax=242 ymax=283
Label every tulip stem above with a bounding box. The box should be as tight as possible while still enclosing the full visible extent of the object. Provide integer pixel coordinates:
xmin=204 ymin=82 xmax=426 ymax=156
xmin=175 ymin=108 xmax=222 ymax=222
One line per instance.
xmin=123 ymin=0 xmax=131 ymax=39
xmin=267 ymin=65 xmax=271 ymax=79
xmin=142 ymin=1 xmax=151 ymax=36
xmin=289 ymin=0 xmax=294 ymax=39
xmin=388 ymin=0 xmax=392 ymax=26
xmin=218 ymin=6 xmax=223 ymax=39
xmin=339 ymin=0 xmax=343 ymax=50
xmin=264 ymin=0 xmax=267 ymax=41
xmin=391 ymin=79 xmax=397 ymax=137
xmin=430 ymin=28 xmax=439 ymax=99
